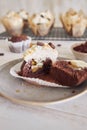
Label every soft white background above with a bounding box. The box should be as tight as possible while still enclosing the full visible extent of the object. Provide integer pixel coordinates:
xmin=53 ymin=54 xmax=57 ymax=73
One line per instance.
xmin=0 ymin=0 xmax=87 ymax=26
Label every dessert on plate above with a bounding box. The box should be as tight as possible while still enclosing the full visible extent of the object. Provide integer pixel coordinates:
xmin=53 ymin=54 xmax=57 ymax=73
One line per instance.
xmin=1 ymin=11 xmax=24 ymax=36
xmin=19 ymin=42 xmax=58 ymax=77
xmin=60 ymin=8 xmax=87 ymax=37
xmin=18 ymin=42 xmax=87 ymax=87
xmin=28 ymin=10 xmax=55 ymax=36
xmin=8 ymin=34 xmax=31 ymax=53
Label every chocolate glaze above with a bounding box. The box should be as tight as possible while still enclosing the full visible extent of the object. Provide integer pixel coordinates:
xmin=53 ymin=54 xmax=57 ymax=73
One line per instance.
xmin=8 ymin=35 xmax=28 ymax=43
xmin=73 ymin=42 xmax=87 ymax=53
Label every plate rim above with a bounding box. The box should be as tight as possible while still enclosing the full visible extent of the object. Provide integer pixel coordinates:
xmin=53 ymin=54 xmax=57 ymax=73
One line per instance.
xmin=0 ymin=59 xmax=87 ymax=106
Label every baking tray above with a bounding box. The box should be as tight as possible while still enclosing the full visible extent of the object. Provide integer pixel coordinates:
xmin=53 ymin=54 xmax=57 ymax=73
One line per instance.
xmin=0 ymin=27 xmax=87 ymax=41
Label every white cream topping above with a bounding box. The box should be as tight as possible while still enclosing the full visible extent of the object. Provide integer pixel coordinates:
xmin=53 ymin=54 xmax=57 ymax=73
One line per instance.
xmin=32 ymin=14 xmax=48 ymax=24
xmin=4 ymin=11 xmax=23 ymax=29
xmin=6 ymin=11 xmax=16 ymax=18
xmin=24 ymin=43 xmax=58 ymax=63
xmin=67 ymin=60 xmax=87 ymax=69
xmin=65 ymin=8 xmax=87 ymax=25
xmin=32 ymin=10 xmax=53 ymax=24
xmin=8 ymin=17 xmax=23 ymax=29
xmin=18 ymin=10 xmax=28 ymax=20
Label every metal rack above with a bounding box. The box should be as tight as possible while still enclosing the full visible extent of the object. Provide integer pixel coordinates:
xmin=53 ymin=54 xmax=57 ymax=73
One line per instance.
xmin=0 ymin=27 xmax=87 ymax=41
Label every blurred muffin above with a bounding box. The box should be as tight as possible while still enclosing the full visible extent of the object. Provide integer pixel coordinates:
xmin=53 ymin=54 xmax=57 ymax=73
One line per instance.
xmin=28 ymin=10 xmax=55 ymax=36
xmin=60 ymin=8 xmax=87 ymax=37
xmin=18 ymin=9 xmax=29 ymax=28
xmin=8 ymin=35 xmax=31 ymax=53
xmin=1 ymin=11 xmax=24 ymax=36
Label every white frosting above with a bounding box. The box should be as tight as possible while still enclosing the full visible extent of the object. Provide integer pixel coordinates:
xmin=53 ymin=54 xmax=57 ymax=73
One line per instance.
xmin=32 ymin=10 xmax=53 ymax=24
xmin=65 ymin=9 xmax=86 ymax=25
xmin=67 ymin=60 xmax=87 ymax=69
xmin=69 ymin=14 xmax=79 ymax=24
xmin=8 ymin=17 xmax=23 ymax=29
xmin=33 ymin=14 xmax=48 ymax=24
xmin=6 ymin=11 xmax=16 ymax=18
xmin=24 ymin=43 xmax=58 ymax=63
xmin=18 ymin=10 xmax=28 ymax=20
xmin=4 ymin=11 xmax=23 ymax=29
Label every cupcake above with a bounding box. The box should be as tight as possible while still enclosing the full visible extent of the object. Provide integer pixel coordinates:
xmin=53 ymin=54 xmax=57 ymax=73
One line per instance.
xmin=1 ymin=11 xmax=24 ymax=36
xmin=60 ymin=8 xmax=87 ymax=37
xmin=28 ymin=10 xmax=55 ymax=36
xmin=18 ymin=9 xmax=29 ymax=28
xmin=8 ymin=35 xmax=31 ymax=53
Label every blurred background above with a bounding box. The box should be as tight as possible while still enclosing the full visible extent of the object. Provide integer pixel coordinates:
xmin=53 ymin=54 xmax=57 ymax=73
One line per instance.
xmin=0 ymin=0 xmax=87 ymax=27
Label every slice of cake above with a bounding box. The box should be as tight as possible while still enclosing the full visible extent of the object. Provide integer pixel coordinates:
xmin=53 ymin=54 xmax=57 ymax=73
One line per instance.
xmin=50 ymin=60 xmax=87 ymax=87
xmin=19 ymin=42 xmax=58 ymax=77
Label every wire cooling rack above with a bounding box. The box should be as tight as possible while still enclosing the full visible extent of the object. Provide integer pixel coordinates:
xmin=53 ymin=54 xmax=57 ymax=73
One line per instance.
xmin=0 ymin=27 xmax=87 ymax=41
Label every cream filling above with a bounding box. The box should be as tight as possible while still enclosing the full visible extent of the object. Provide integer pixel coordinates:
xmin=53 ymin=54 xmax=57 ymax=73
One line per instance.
xmin=67 ymin=60 xmax=87 ymax=69
xmin=24 ymin=43 xmax=58 ymax=71
xmin=24 ymin=43 xmax=58 ymax=62
xmin=19 ymin=10 xmax=28 ymax=20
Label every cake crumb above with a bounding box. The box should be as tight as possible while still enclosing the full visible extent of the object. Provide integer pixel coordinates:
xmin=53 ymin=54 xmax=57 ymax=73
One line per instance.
xmin=72 ymin=90 xmax=76 ymax=93
xmin=16 ymin=89 xmax=20 ymax=93
xmin=57 ymin=44 xmax=61 ymax=47
xmin=0 ymin=53 xmax=4 ymax=56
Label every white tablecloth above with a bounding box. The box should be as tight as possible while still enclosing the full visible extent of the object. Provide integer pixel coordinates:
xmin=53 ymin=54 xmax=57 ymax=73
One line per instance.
xmin=0 ymin=37 xmax=87 ymax=130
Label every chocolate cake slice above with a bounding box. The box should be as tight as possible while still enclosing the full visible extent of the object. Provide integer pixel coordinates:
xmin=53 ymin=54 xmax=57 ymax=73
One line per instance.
xmin=18 ymin=42 xmax=58 ymax=78
xmin=19 ymin=59 xmax=87 ymax=87
xmin=19 ymin=58 xmax=52 ymax=78
xmin=50 ymin=60 xmax=87 ymax=87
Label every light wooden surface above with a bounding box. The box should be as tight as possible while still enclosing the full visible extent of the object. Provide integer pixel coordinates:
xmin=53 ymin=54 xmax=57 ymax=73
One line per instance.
xmin=0 ymin=28 xmax=87 ymax=129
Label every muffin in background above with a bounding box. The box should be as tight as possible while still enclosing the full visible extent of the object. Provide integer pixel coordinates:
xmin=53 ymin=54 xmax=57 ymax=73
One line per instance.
xmin=28 ymin=10 xmax=55 ymax=36
xmin=60 ymin=8 xmax=87 ymax=37
xmin=18 ymin=9 xmax=29 ymax=28
xmin=8 ymin=35 xmax=31 ymax=53
xmin=1 ymin=11 xmax=24 ymax=36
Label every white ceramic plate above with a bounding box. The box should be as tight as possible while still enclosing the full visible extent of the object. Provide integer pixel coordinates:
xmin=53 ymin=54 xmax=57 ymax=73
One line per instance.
xmin=0 ymin=59 xmax=87 ymax=105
